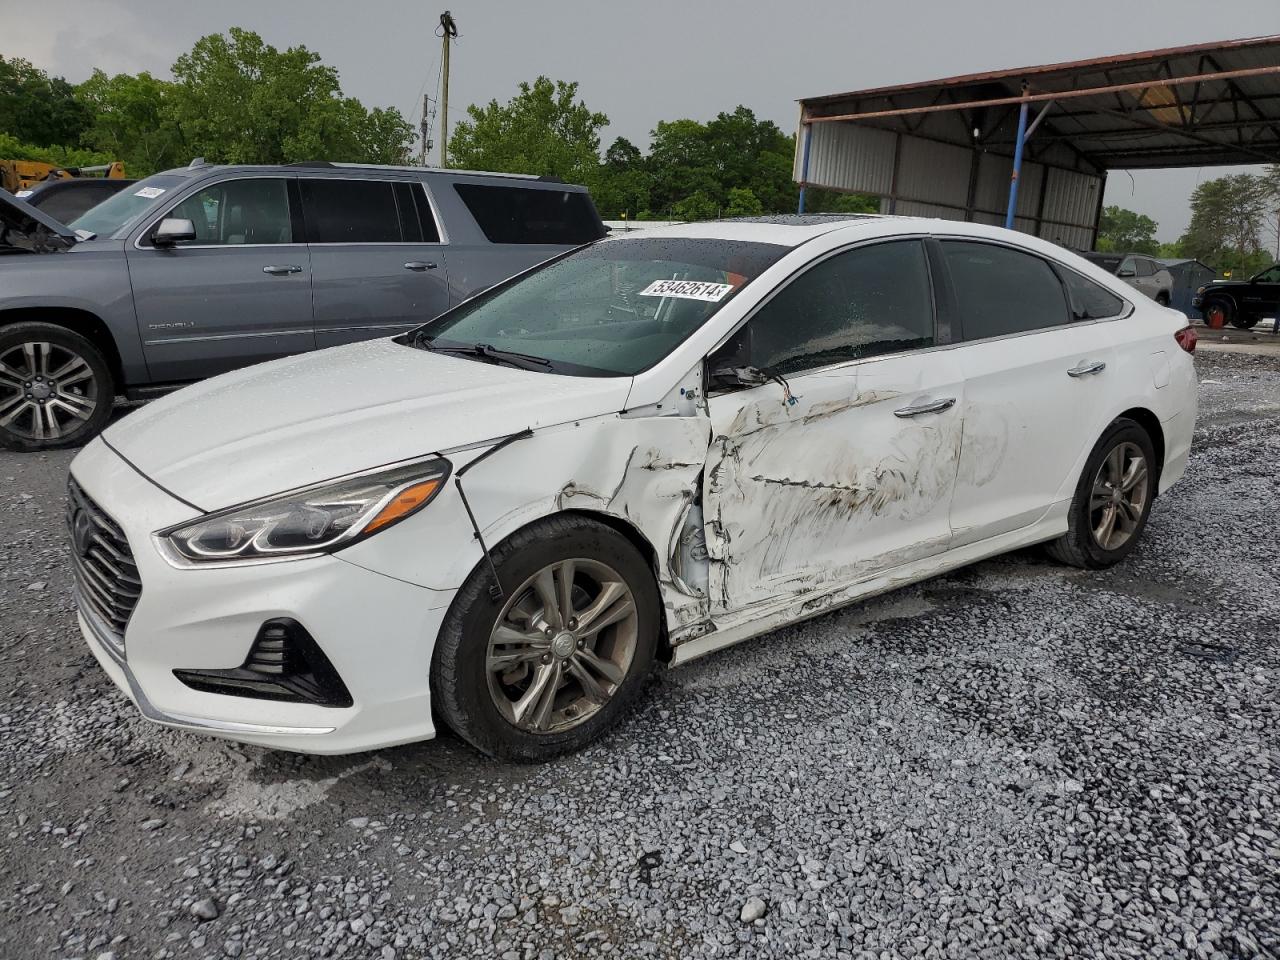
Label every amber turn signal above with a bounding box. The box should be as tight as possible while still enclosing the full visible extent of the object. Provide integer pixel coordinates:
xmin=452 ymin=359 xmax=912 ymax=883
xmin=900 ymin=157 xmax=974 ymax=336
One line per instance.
xmin=363 ymin=477 xmax=445 ymax=535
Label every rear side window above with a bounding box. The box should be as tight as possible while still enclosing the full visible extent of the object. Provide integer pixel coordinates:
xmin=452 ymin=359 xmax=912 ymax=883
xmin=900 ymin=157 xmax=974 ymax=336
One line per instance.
xmin=453 ymin=183 xmax=604 ymax=245
xmin=748 ymin=240 xmax=935 ymax=376
xmin=1059 ymin=268 xmax=1126 ymax=321
xmin=942 ymin=241 xmax=1070 ymax=340
xmin=300 ymin=179 xmax=401 ymax=243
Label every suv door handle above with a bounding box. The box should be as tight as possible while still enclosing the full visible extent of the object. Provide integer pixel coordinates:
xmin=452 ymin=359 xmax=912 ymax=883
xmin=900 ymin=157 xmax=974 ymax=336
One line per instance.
xmin=403 ymin=261 xmax=437 ymax=271
xmin=263 ymin=264 xmax=302 ymax=275
xmin=893 ymin=397 xmax=956 ymax=418
xmin=1067 ymin=360 xmax=1107 ymax=378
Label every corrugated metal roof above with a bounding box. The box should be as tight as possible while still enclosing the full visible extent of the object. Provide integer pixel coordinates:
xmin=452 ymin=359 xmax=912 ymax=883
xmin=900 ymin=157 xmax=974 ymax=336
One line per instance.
xmin=798 ymin=36 xmax=1280 ymax=170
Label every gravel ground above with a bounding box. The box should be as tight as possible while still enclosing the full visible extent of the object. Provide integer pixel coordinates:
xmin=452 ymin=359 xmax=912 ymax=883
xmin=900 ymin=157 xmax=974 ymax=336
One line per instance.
xmin=1 ymin=350 xmax=1278 ymax=960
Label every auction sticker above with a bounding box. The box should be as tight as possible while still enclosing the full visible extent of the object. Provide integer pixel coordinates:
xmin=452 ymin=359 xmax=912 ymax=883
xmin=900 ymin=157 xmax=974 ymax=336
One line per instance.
xmin=638 ymin=279 xmax=733 ymax=302
xmin=134 ymin=186 xmax=167 ymax=199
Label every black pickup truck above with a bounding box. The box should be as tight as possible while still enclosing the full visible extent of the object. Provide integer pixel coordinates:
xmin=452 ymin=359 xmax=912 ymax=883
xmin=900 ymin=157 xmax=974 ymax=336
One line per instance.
xmin=1192 ymin=263 xmax=1280 ymax=329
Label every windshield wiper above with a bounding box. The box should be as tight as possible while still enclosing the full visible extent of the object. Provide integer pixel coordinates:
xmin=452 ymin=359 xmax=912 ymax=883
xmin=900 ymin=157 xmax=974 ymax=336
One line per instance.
xmin=424 ymin=340 xmax=553 ymax=371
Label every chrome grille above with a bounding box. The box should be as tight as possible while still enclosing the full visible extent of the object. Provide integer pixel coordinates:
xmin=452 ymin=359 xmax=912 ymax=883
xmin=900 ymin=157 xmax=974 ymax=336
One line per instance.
xmin=66 ymin=478 xmax=141 ymax=649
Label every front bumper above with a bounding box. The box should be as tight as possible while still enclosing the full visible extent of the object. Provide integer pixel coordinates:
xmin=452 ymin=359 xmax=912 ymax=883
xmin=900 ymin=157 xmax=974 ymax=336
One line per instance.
xmin=70 ymin=438 xmax=456 ymax=755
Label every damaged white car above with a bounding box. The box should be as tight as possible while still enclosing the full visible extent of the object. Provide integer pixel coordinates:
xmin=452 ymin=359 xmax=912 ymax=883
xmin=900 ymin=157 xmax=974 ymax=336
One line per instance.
xmin=68 ymin=216 xmax=1199 ymax=759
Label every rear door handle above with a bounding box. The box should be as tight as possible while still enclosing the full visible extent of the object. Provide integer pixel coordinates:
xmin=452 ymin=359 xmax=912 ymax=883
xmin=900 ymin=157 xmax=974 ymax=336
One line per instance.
xmin=263 ymin=264 xmax=302 ymax=275
xmin=403 ymin=261 xmax=437 ymax=271
xmin=1067 ymin=360 xmax=1107 ymax=378
xmin=893 ymin=397 xmax=956 ymax=418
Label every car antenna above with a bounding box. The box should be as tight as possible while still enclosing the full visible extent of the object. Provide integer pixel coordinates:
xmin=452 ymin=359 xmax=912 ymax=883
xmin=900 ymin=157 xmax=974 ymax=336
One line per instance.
xmin=453 ymin=427 xmax=534 ymax=601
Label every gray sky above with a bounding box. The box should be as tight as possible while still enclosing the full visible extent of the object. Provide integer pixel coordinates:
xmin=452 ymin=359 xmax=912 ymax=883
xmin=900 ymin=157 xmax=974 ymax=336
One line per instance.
xmin=7 ymin=0 xmax=1280 ymax=241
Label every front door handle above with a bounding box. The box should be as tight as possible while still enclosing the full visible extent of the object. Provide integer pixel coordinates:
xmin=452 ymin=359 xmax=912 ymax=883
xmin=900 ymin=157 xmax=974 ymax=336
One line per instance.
xmin=403 ymin=261 xmax=438 ymax=271
xmin=263 ymin=264 xmax=302 ymax=275
xmin=893 ymin=397 xmax=957 ymax=418
xmin=1067 ymin=360 xmax=1107 ymax=378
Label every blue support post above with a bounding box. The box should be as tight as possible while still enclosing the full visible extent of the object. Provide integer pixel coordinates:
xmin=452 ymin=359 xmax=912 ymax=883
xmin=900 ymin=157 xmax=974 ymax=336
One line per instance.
xmin=1005 ymin=88 xmax=1030 ymax=230
xmin=797 ymin=122 xmax=812 ymax=214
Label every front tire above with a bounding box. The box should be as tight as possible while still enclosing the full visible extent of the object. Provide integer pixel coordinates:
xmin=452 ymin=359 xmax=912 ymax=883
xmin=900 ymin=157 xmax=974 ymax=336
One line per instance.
xmin=431 ymin=515 xmax=660 ymax=761
xmin=1045 ymin=419 xmax=1157 ymax=570
xmin=0 ymin=322 xmax=114 ymax=451
xmin=1203 ymin=299 xmax=1232 ymax=330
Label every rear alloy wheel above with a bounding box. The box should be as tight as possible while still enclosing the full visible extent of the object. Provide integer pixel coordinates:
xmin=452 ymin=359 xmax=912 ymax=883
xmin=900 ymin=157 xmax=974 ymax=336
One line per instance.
xmin=431 ymin=514 xmax=660 ymax=761
xmin=1203 ymin=300 xmax=1232 ymax=329
xmin=1046 ymin=419 xmax=1157 ymax=569
xmin=0 ymin=323 xmax=113 ymax=451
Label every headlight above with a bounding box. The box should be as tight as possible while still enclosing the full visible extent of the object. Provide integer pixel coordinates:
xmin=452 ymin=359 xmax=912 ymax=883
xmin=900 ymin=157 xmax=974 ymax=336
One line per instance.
xmin=161 ymin=459 xmax=450 ymax=564
xmin=1195 ymin=285 xmax=1206 ymax=295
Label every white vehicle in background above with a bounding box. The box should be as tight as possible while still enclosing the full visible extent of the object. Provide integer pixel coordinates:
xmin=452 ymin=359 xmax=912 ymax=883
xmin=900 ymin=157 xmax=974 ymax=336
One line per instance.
xmin=68 ymin=215 xmax=1198 ymax=760
xmin=1083 ymin=252 xmax=1174 ymax=306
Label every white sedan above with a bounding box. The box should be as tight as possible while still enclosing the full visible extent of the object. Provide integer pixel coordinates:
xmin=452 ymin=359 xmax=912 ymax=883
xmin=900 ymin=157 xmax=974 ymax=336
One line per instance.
xmin=67 ymin=216 xmax=1198 ymax=760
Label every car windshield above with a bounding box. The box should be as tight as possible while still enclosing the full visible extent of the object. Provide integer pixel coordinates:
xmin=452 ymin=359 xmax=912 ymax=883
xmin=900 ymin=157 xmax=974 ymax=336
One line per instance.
xmin=70 ymin=174 xmax=186 ymax=238
xmin=411 ymin=236 xmax=788 ymax=376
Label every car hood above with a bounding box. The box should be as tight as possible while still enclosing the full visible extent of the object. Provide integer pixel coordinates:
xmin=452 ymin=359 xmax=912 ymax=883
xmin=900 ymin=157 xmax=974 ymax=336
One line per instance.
xmin=104 ymin=338 xmax=635 ymax=511
xmin=0 ymin=189 xmax=78 ymax=253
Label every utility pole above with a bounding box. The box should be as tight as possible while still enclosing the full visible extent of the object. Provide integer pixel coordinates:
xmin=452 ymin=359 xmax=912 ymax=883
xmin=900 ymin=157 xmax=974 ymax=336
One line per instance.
xmin=419 ymin=94 xmax=431 ymax=166
xmin=439 ymin=11 xmax=458 ymax=167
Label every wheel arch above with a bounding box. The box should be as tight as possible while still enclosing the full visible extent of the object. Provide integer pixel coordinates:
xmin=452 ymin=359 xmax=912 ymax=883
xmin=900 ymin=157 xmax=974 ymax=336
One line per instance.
xmin=0 ymin=307 xmax=124 ymax=387
xmin=1116 ymin=406 xmax=1165 ymax=491
xmin=468 ymin=506 xmax=674 ymax=664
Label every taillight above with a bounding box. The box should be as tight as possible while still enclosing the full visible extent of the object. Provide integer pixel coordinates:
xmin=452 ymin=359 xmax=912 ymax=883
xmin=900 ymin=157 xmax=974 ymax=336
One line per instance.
xmin=1175 ymin=326 xmax=1197 ymax=354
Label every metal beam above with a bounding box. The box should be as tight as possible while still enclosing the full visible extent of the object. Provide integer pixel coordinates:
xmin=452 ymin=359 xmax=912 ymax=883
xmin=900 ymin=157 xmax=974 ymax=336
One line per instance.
xmin=805 ymin=65 xmax=1280 ymax=125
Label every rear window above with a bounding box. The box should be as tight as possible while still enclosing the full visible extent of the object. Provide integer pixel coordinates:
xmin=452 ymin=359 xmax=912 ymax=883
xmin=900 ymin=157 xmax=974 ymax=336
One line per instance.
xmin=453 ymin=183 xmax=604 ymax=245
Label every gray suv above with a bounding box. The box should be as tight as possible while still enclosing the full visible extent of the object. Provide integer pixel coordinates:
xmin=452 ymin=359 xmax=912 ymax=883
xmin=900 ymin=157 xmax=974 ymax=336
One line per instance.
xmin=0 ymin=161 xmax=605 ymax=450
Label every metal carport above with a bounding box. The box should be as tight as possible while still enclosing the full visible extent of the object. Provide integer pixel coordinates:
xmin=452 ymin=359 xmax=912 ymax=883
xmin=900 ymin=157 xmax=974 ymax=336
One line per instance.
xmin=794 ymin=37 xmax=1280 ymax=250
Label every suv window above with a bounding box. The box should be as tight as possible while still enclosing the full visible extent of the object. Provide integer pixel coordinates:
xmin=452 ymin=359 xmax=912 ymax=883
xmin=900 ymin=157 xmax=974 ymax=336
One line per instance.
xmin=167 ymin=178 xmax=293 ymax=245
xmin=300 ymin=179 xmax=405 ymax=243
xmin=1135 ymin=258 xmax=1156 ymax=277
xmin=453 ymin=184 xmax=604 ymax=245
xmin=1059 ymin=267 xmax=1126 ymax=321
xmin=942 ymin=241 xmax=1070 ymax=339
xmin=1255 ymin=265 xmax=1280 ymax=283
xmin=746 ymin=240 xmax=934 ymax=377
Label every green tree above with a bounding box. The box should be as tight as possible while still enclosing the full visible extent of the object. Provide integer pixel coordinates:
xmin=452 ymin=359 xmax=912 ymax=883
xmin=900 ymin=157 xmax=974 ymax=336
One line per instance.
xmin=724 ymin=187 xmax=763 ymax=217
xmin=1096 ymin=206 xmax=1159 ymax=254
xmin=594 ymin=136 xmax=651 ymax=220
xmin=76 ymin=70 xmax=187 ymax=176
xmin=804 ymin=189 xmax=880 ymax=214
xmin=671 ymin=191 xmax=719 ymax=221
xmin=0 ymin=55 xmax=90 ymax=149
xmin=0 ymin=132 xmax=112 ymax=170
xmin=1179 ymin=173 xmax=1271 ymax=274
xmin=168 ymin=28 xmax=412 ymax=165
xmin=448 ymin=77 xmax=607 ymax=185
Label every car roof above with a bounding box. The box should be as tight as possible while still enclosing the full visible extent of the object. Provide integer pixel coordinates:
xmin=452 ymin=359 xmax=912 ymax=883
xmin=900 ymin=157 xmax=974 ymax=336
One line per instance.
xmin=153 ymin=161 xmax=583 ymax=188
xmin=601 ymin=214 xmax=1086 ymax=252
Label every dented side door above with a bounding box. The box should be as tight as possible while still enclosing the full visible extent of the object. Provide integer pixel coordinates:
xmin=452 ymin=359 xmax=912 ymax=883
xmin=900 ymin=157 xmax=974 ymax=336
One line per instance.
xmin=703 ymin=350 xmax=965 ymax=622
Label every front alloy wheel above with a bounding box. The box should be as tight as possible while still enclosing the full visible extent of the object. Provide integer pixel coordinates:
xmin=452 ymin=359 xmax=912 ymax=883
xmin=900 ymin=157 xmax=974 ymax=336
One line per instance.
xmin=0 ymin=323 xmax=113 ymax=451
xmin=1089 ymin=441 xmax=1149 ymax=551
xmin=486 ymin=559 xmax=639 ymax=734
xmin=431 ymin=514 xmax=659 ymax=761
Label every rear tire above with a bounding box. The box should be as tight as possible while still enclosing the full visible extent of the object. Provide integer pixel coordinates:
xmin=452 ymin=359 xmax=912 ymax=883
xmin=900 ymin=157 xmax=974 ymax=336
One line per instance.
xmin=431 ymin=515 xmax=660 ymax=761
xmin=1231 ymin=313 xmax=1260 ymax=330
xmin=0 ymin=322 xmax=114 ymax=452
xmin=1155 ymin=291 xmax=1170 ymax=307
xmin=1045 ymin=418 xmax=1157 ymax=570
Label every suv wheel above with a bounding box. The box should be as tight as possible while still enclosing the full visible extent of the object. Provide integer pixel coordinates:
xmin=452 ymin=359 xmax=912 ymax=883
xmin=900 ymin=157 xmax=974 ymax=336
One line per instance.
xmin=1045 ymin=418 xmax=1157 ymax=569
xmin=431 ymin=515 xmax=660 ymax=761
xmin=1203 ymin=299 xmax=1232 ymax=329
xmin=1231 ymin=313 xmax=1260 ymax=330
xmin=1154 ymin=291 xmax=1171 ymax=307
xmin=0 ymin=322 xmax=114 ymax=451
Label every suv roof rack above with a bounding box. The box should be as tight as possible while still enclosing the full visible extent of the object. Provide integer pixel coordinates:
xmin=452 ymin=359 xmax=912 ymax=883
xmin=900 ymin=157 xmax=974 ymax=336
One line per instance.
xmin=286 ymin=161 xmax=336 ymax=168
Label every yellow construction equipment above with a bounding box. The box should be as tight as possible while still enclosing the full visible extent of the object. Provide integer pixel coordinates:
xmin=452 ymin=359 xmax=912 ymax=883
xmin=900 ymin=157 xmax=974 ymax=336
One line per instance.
xmin=0 ymin=160 xmax=126 ymax=194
